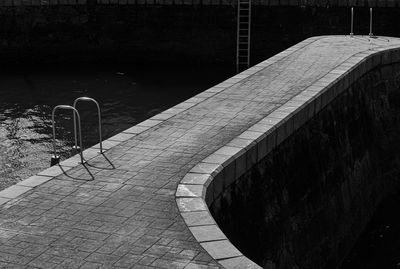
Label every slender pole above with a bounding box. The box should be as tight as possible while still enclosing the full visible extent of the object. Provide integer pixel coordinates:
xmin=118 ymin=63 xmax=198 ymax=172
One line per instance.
xmin=369 ymin=8 xmax=374 ymax=37
xmin=75 ymin=111 xmax=84 ymax=164
xmin=350 ymin=7 xmax=354 ymax=37
xmin=247 ymin=0 xmax=251 ymax=68
xmin=236 ymin=0 xmax=240 ymax=73
xmin=52 ymin=107 xmax=58 ymax=158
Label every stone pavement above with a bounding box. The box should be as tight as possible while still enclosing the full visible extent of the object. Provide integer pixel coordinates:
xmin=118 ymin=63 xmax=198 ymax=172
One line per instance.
xmin=1 ymin=35 xmax=400 ymax=268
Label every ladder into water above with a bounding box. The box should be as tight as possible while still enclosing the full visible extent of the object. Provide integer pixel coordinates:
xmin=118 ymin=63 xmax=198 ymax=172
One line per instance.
xmin=236 ymin=0 xmax=251 ymax=73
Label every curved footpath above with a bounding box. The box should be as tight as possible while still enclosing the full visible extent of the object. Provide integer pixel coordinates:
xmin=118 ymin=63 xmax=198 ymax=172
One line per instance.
xmin=1 ymin=36 xmax=400 ymax=269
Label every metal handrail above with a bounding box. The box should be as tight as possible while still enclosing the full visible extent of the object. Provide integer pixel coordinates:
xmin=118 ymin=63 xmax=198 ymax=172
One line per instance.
xmin=350 ymin=7 xmax=354 ymax=37
xmin=369 ymin=8 xmax=374 ymax=37
xmin=73 ymin=97 xmax=103 ymax=153
xmin=52 ymin=105 xmax=84 ymax=165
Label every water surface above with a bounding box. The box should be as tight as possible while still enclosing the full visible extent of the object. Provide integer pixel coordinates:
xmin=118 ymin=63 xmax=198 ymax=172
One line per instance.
xmin=0 ymin=64 xmax=232 ymax=190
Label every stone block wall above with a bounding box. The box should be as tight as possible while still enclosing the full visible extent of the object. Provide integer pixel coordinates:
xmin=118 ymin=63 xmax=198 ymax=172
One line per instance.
xmin=210 ymin=61 xmax=400 ymax=268
xmin=1 ymin=4 xmax=400 ymax=66
xmin=1 ymin=0 xmax=400 ymax=7
xmin=174 ymin=38 xmax=400 ymax=268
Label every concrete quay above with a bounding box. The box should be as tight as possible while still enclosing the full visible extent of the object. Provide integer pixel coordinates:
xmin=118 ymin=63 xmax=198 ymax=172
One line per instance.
xmin=1 ymin=35 xmax=400 ymax=268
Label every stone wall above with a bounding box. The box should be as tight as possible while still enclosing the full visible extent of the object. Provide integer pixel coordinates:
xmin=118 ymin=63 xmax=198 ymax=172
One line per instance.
xmin=209 ymin=60 xmax=400 ymax=268
xmin=0 ymin=5 xmax=237 ymax=65
xmin=1 ymin=0 xmax=400 ymax=7
xmin=1 ymin=5 xmax=400 ymax=66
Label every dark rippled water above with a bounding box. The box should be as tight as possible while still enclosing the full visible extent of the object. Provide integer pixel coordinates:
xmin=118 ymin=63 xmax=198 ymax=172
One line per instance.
xmin=0 ymin=64 xmax=232 ymax=190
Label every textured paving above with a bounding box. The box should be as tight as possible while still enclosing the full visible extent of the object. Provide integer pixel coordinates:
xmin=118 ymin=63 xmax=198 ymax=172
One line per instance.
xmin=0 ymin=36 xmax=398 ymax=268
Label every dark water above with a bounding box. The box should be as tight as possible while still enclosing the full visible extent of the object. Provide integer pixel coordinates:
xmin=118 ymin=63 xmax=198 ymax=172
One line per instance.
xmin=341 ymin=193 xmax=400 ymax=269
xmin=0 ymin=64 xmax=233 ymax=190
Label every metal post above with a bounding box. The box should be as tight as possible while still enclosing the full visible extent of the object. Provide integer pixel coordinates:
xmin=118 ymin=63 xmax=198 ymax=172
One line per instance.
xmin=52 ymin=105 xmax=84 ymax=165
xmin=236 ymin=0 xmax=240 ymax=73
xmin=369 ymin=8 xmax=374 ymax=37
xmin=350 ymin=7 xmax=354 ymax=37
xmin=247 ymin=0 xmax=251 ymax=68
xmin=73 ymin=97 xmax=103 ymax=153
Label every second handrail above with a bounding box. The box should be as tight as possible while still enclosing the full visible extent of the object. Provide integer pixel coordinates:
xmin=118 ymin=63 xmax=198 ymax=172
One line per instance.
xmin=52 ymin=105 xmax=84 ymax=164
xmin=73 ymin=97 xmax=103 ymax=153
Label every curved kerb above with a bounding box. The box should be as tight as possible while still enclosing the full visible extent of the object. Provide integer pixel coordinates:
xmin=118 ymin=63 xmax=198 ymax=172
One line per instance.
xmin=176 ymin=36 xmax=400 ymax=268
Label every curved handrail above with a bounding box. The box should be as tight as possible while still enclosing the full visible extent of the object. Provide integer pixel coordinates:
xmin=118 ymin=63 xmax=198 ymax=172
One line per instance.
xmin=73 ymin=97 xmax=103 ymax=153
xmin=52 ymin=105 xmax=84 ymax=164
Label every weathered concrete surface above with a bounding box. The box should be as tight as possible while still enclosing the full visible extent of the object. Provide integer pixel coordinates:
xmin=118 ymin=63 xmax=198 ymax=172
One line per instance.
xmin=1 ymin=36 xmax=400 ymax=268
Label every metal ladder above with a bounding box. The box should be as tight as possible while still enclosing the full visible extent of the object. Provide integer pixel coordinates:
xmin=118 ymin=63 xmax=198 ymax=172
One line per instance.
xmin=236 ymin=0 xmax=251 ymax=73
xmin=51 ymin=97 xmax=103 ymax=166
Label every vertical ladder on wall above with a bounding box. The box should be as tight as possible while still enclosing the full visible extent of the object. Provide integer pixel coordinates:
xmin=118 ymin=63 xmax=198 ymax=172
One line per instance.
xmin=236 ymin=0 xmax=251 ymax=73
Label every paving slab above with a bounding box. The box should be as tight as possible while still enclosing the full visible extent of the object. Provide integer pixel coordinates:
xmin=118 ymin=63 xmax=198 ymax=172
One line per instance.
xmin=1 ymin=36 xmax=400 ymax=268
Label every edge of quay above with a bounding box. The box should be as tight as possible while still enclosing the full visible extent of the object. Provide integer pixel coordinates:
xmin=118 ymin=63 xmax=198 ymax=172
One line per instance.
xmin=1 ymin=35 xmax=400 ymax=267
xmin=175 ymin=35 xmax=400 ymax=268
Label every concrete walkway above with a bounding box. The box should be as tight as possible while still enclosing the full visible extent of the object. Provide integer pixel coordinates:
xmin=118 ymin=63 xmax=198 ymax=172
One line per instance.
xmin=1 ymin=36 xmax=400 ymax=268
